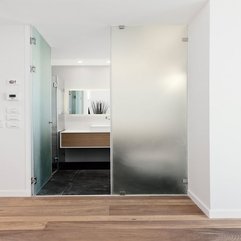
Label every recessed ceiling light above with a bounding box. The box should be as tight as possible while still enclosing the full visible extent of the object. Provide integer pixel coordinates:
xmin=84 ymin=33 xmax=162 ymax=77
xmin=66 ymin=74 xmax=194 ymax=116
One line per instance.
xmin=78 ymin=60 xmax=83 ymax=64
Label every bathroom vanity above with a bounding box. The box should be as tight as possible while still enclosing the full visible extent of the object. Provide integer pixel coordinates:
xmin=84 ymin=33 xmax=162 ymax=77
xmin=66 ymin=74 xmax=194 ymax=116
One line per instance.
xmin=59 ymin=88 xmax=111 ymax=163
xmin=60 ymin=130 xmax=110 ymax=148
xmin=60 ymin=88 xmax=111 ymax=148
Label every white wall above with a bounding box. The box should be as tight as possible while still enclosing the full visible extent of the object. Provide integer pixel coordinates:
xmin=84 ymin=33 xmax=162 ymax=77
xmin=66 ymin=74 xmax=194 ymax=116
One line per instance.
xmin=52 ymin=66 xmax=110 ymax=89
xmin=188 ymin=2 xmax=210 ymax=215
xmin=0 ymin=25 xmax=31 ymax=196
xmin=188 ymin=0 xmax=241 ymax=218
xmin=209 ymin=0 xmax=241 ymax=218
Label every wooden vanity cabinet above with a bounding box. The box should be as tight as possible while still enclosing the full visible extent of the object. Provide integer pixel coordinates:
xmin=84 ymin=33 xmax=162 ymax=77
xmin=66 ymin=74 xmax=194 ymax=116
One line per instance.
xmin=60 ymin=132 xmax=110 ymax=148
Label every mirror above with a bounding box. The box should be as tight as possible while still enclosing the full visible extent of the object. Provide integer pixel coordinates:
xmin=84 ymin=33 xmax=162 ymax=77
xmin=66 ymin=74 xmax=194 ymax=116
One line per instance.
xmin=67 ymin=89 xmax=110 ymax=115
xmin=69 ymin=90 xmax=84 ymax=114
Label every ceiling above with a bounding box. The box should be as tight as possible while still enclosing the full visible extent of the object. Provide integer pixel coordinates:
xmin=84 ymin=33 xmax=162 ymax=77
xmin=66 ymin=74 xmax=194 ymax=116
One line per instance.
xmin=0 ymin=0 xmax=206 ymax=60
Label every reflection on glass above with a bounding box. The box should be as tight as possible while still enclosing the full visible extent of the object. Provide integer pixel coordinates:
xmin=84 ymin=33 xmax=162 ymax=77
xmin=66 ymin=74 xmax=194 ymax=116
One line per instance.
xmin=111 ymin=26 xmax=187 ymax=194
xmin=69 ymin=90 xmax=84 ymax=114
xmin=67 ymin=89 xmax=110 ymax=115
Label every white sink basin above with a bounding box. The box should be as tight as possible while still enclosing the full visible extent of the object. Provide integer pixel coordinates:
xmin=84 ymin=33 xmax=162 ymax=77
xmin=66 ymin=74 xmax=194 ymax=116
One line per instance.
xmin=90 ymin=125 xmax=110 ymax=132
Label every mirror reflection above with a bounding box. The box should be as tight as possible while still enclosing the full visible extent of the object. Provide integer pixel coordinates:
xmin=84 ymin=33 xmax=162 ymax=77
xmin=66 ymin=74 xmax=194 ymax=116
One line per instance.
xmin=68 ymin=89 xmax=110 ymax=115
xmin=69 ymin=90 xmax=84 ymax=114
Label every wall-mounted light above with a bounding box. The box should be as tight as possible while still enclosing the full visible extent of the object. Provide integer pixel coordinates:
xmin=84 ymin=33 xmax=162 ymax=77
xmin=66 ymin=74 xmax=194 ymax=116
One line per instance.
xmin=77 ymin=60 xmax=83 ymax=64
xmin=106 ymin=60 xmax=111 ymax=64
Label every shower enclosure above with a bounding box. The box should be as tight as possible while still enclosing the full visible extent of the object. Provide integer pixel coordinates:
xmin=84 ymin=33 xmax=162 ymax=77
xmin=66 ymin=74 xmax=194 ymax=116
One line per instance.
xmin=31 ymin=25 xmax=187 ymax=195
xmin=111 ymin=26 xmax=187 ymax=194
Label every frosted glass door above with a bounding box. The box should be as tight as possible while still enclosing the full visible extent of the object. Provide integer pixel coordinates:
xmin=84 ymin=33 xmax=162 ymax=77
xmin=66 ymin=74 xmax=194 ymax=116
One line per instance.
xmin=32 ymin=27 xmax=52 ymax=194
xmin=111 ymin=26 xmax=187 ymax=194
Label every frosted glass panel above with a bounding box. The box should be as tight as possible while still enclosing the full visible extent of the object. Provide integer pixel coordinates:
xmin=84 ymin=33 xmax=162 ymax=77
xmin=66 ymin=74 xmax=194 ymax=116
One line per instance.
xmin=32 ymin=27 xmax=52 ymax=194
xmin=111 ymin=26 xmax=187 ymax=194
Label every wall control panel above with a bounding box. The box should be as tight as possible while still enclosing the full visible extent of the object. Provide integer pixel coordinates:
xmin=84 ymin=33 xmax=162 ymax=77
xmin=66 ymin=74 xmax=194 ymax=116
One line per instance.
xmin=6 ymin=93 xmax=19 ymax=101
xmin=6 ymin=107 xmax=19 ymax=114
xmin=7 ymin=79 xmax=18 ymax=86
xmin=5 ymin=106 xmax=21 ymax=128
xmin=6 ymin=114 xmax=20 ymax=121
xmin=0 ymin=78 xmax=21 ymax=129
xmin=6 ymin=121 xmax=20 ymax=128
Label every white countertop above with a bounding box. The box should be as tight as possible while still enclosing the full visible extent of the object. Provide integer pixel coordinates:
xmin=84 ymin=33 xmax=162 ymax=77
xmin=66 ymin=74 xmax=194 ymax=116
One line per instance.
xmin=61 ymin=129 xmax=110 ymax=134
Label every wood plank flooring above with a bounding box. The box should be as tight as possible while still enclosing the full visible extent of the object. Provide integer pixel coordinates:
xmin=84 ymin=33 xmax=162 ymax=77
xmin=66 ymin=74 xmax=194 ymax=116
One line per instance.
xmin=0 ymin=196 xmax=240 ymax=241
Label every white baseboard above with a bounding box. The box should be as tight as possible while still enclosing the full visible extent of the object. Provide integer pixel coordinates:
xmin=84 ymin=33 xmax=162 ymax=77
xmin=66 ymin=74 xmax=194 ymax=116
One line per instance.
xmin=0 ymin=190 xmax=31 ymax=197
xmin=209 ymin=209 xmax=241 ymax=219
xmin=188 ymin=190 xmax=241 ymax=218
xmin=188 ymin=190 xmax=210 ymax=217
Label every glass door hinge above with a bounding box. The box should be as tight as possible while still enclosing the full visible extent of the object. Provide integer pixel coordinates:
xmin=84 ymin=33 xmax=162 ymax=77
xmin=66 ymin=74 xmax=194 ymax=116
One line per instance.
xmin=30 ymin=37 xmax=36 ymax=45
xmin=54 ymin=156 xmax=59 ymax=161
xmin=53 ymin=81 xmax=58 ymax=88
xmin=182 ymin=178 xmax=188 ymax=184
xmin=30 ymin=66 xmax=36 ymax=73
xmin=119 ymin=190 xmax=126 ymax=196
xmin=31 ymin=177 xmax=37 ymax=185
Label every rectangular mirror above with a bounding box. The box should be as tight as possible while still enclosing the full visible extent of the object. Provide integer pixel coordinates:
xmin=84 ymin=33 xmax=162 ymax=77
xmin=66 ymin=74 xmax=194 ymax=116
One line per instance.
xmin=66 ymin=89 xmax=110 ymax=115
xmin=69 ymin=90 xmax=84 ymax=114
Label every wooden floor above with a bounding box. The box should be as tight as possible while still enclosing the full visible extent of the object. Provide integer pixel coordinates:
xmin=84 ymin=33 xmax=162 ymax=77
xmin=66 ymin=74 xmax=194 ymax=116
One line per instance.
xmin=0 ymin=196 xmax=240 ymax=241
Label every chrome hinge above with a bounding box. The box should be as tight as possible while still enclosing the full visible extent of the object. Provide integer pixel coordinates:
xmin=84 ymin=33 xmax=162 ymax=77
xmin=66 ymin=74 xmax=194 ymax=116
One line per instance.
xmin=119 ymin=190 xmax=126 ymax=196
xmin=30 ymin=65 xmax=36 ymax=73
xmin=182 ymin=37 xmax=188 ymax=42
xmin=54 ymin=156 xmax=59 ymax=161
xmin=30 ymin=37 xmax=36 ymax=45
xmin=53 ymin=81 xmax=58 ymax=88
xmin=182 ymin=178 xmax=188 ymax=184
xmin=31 ymin=177 xmax=37 ymax=185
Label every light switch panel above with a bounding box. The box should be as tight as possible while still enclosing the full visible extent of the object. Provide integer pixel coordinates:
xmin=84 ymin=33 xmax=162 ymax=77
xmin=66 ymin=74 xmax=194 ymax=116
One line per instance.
xmin=6 ymin=107 xmax=19 ymax=114
xmin=6 ymin=121 xmax=19 ymax=128
xmin=6 ymin=93 xmax=19 ymax=101
xmin=6 ymin=114 xmax=20 ymax=121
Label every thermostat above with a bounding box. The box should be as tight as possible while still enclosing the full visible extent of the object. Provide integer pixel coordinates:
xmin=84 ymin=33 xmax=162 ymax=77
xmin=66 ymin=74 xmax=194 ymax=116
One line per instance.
xmin=6 ymin=93 xmax=19 ymax=101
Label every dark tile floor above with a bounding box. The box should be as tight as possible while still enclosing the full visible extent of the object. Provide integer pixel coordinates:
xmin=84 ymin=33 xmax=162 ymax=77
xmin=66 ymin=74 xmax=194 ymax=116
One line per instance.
xmin=37 ymin=170 xmax=110 ymax=195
